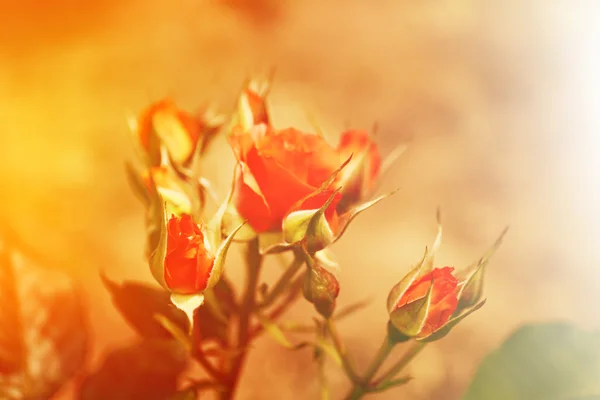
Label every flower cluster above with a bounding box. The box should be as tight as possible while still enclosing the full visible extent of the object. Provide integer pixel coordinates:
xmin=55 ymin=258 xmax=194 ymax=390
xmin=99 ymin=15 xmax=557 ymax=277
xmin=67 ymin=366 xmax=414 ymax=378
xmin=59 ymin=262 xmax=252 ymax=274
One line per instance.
xmin=125 ymin=76 xmax=506 ymax=398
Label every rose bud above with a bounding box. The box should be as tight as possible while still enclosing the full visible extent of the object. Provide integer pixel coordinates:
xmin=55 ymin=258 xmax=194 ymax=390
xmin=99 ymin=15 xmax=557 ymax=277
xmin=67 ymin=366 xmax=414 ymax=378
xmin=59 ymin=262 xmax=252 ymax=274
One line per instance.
xmin=163 ymin=214 xmax=215 ymax=294
xmin=303 ymin=257 xmax=340 ymax=319
xmin=130 ymin=99 xmax=223 ymax=167
xmin=228 ymin=124 xmax=342 ymax=233
xmin=453 ymin=227 xmax=508 ymax=315
xmin=386 ymin=221 xmax=498 ymax=343
xmin=146 ymin=177 xmax=245 ymax=326
xmin=388 ymin=266 xmax=459 ymax=341
xmin=282 ymin=188 xmax=341 ymax=253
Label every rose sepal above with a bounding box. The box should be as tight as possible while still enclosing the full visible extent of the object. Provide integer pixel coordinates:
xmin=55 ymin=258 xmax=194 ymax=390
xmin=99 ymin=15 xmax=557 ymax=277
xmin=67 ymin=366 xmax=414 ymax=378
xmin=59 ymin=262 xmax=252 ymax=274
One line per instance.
xmin=386 ymin=219 xmax=443 ymax=313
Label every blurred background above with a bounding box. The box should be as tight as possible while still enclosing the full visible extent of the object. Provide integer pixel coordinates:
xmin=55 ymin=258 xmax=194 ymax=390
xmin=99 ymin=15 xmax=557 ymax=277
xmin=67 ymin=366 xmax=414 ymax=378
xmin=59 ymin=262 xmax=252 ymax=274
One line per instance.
xmin=1 ymin=0 xmax=599 ymax=398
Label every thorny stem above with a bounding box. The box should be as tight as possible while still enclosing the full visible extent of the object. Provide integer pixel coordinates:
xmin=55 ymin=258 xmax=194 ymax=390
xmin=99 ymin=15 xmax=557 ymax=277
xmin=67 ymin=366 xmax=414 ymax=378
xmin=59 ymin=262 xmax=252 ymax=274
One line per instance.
xmin=219 ymin=237 xmax=262 ymax=399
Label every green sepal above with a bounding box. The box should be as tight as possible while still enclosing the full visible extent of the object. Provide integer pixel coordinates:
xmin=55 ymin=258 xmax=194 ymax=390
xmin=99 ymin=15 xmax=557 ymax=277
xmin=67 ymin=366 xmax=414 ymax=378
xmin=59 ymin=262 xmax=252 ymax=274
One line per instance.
xmin=148 ymin=196 xmax=169 ymax=289
xmin=455 ymin=227 xmax=508 ymax=313
xmin=386 ymin=249 xmax=428 ymax=313
xmin=332 ymin=189 xmax=398 ymax=245
xmin=273 ymin=157 xmax=353 ymax=254
xmin=282 ymin=188 xmax=340 ymax=253
xmin=389 ymin=277 xmax=434 ymax=337
xmin=386 ymin=215 xmax=443 ymax=313
xmin=387 ymin=321 xmax=411 ymax=344
xmin=206 ymin=220 xmax=246 ymax=289
xmin=418 ymin=299 xmax=487 ymax=343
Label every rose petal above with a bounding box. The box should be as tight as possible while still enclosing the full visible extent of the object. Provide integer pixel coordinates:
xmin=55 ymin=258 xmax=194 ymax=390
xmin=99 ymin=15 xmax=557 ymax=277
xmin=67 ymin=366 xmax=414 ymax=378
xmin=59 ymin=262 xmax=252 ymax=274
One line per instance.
xmin=337 ymin=130 xmax=382 ymax=195
xmin=233 ymin=162 xmax=272 ymax=232
xmin=246 ymin=146 xmax=316 ymax=228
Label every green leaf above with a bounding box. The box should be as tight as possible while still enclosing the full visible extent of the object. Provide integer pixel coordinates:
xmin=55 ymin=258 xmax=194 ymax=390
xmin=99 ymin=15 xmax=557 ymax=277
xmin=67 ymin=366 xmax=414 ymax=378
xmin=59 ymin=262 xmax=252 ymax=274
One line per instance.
xmin=101 ymin=276 xmax=189 ymax=339
xmin=154 ymin=314 xmax=191 ymax=351
xmin=255 ymin=312 xmax=299 ymax=349
xmin=0 ymin=241 xmax=88 ymax=400
xmin=463 ymin=323 xmax=600 ymax=400
xmin=79 ymin=339 xmax=188 ymax=400
xmin=334 ymin=297 xmax=373 ymax=321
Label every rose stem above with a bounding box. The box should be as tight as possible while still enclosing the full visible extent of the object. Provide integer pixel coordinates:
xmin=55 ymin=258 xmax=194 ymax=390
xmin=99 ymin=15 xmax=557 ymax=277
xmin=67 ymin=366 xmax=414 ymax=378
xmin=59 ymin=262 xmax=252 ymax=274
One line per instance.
xmin=326 ymin=318 xmax=361 ymax=384
xmin=343 ymin=333 xmax=395 ymax=399
xmin=374 ymin=342 xmax=426 ymax=393
xmin=219 ymin=237 xmax=263 ymax=399
xmin=258 ymin=254 xmax=304 ymax=308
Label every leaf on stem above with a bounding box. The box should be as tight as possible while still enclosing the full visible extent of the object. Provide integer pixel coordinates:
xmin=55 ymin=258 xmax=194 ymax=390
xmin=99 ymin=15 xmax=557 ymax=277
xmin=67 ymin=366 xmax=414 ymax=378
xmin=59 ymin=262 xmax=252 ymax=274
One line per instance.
xmin=101 ymin=275 xmax=189 ymax=339
xmin=374 ymin=376 xmax=412 ymax=392
xmin=255 ymin=312 xmax=299 ymax=349
xmin=334 ymin=297 xmax=373 ymax=321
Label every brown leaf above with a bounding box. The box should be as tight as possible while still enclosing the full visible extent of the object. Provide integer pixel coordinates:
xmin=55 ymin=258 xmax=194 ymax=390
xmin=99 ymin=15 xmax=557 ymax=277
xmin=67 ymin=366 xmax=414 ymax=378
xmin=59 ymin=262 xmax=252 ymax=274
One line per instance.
xmin=78 ymin=339 xmax=187 ymax=400
xmin=0 ymin=240 xmax=88 ymax=400
xmin=101 ymin=275 xmax=189 ymax=339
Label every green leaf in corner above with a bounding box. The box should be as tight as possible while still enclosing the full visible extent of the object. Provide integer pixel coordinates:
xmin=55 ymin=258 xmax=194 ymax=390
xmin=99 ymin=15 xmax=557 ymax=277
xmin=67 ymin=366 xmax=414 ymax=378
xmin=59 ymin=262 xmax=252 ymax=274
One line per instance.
xmin=463 ymin=323 xmax=600 ymax=400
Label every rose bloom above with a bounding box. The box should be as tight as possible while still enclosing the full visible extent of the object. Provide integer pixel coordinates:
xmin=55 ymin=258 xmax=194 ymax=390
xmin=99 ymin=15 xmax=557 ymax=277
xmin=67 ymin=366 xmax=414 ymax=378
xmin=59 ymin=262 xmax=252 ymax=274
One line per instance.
xmin=229 ymin=124 xmax=343 ymax=232
xmin=335 ymin=130 xmax=382 ymax=210
xmin=394 ymin=267 xmax=459 ymax=338
xmin=164 ymin=214 xmax=215 ymax=294
xmin=136 ymin=99 xmax=206 ymax=165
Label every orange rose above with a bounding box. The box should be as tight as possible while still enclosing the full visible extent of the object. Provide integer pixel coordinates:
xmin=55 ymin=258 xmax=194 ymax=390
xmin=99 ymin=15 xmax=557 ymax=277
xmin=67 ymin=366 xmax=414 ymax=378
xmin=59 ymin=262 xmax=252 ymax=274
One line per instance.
xmin=335 ymin=130 xmax=382 ymax=210
xmin=164 ymin=214 xmax=215 ymax=294
xmin=229 ymin=124 xmax=343 ymax=232
xmin=393 ymin=267 xmax=459 ymax=338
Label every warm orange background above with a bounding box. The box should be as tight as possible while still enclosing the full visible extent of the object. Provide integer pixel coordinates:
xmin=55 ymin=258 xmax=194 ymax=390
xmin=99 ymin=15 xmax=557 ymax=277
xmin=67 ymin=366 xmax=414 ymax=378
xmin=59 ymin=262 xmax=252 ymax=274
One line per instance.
xmin=1 ymin=0 xmax=599 ymax=399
